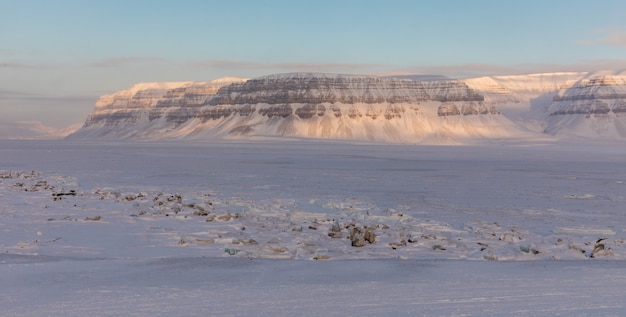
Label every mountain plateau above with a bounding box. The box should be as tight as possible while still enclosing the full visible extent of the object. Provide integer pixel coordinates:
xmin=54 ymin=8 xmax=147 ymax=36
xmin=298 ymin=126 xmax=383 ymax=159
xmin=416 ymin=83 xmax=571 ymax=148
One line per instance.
xmin=69 ymin=71 xmax=626 ymax=143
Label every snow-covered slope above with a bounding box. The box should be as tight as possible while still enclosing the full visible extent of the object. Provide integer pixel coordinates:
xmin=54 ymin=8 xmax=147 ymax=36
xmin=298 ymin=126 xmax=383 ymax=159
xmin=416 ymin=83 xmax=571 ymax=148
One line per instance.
xmin=70 ymin=71 xmax=626 ymax=142
xmin=463 ymin=71 xmax=626 ymax=140
xmin=464 ymin=72 xmax=586 ymax=106
xmin=544 ymin=71 xmax=626 ymax=139
xmin=70 ymin=73 xmax=527 ymax=144
xmin=72 ymin=78 xmax=247 ymax=138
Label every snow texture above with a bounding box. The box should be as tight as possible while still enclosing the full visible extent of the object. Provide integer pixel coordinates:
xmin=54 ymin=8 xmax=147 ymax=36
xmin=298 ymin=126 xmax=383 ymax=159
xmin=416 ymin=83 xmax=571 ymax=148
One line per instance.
xmin=2 ymin=139 xmax=626 ymax=316
xmin=70 ymin=73 xmax=529 ymax=144
xmin=70 ymin=71 xmax=626 ymax=143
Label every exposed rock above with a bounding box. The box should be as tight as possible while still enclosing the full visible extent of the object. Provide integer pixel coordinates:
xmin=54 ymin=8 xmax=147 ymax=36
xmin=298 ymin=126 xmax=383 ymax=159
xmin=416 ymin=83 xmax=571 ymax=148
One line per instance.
xmin=295 ymin=104 xmax=326 ymax=119
xmin=363 ymin=228 xmax=376 ymax=244
xmin=193 ymin=210 xmax=209 ymax=216
xmin=313 ymin=255 xmax=331 ymax=260
xmin=80 ymin=78 xmax=246 ymax=128
xmin=70 ymin=72 xmax=514 ymax=142
xmin=195 ymin=238 xmax=215 ymax=244
xmin=328 ymin=220 xmax=343 ymax=238
xmin=591 ymin=238 xmax=613 ymax=258
xmin=216 ymin=213 xmax=240 ymax=221
xmin=384 ymin=105 xmax=405 ymax=119
xmin=437 ymin=104 xmax=460 ymax=117
xmin=542 ymin=73 xmax=626 ymax=138
xmin=258 ymin=105 xmax=293 ymax=118
xmin=349 ymin=225 xmax=376 ymax=247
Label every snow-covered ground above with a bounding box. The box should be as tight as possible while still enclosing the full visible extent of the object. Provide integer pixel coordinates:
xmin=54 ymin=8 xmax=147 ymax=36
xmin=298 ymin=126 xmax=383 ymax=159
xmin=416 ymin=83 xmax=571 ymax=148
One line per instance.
xmin=2 ymin=139 xmax=626 ymax=316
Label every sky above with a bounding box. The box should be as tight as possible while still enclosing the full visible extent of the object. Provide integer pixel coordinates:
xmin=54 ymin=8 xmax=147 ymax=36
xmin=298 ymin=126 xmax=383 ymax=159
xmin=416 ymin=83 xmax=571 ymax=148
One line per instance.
xmin=2 ymin=0 xmax=626 ymax=137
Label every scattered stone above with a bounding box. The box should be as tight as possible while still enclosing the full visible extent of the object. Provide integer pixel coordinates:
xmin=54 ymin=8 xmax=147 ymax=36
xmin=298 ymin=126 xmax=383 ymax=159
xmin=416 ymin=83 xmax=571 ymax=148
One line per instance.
xmin=499 ymin=231 xmax=522 ymax=243
xmin=52 ymin=190 xmax=76 ymax=197
xmin=328 ymin=220 xmax=343 ymax=238
xmin=178 ymin=236 xmax=191 ymax=245
xmin=390 ymin=240 xmax=407 ymax=250
xmin=193 ymin=210 xmax=209 ymax=216
xmin=352 ymin=237 xmax=365 ymax=247
xmin=217 ymin=213 xmax=240 ymax=221
xmin=233 ymin=238 xmax=258 ymax=246
xmin=520 ymin=244 xmax=540 ymax=255
xmin=271 ymin=247 xmax=289 ymax=254
xmin=568 ymin=243 xmax=586 ymax=255
xmin=328 ymin=231 xmax=342 ymax=238
xmin=224 ymin=248 xmax=239 ymax=255
xmin=477 ymin=242 xmax=488 ymax=251
xmin=364 ymin=228 xmax=376 ymax=244
xmin=313 ymin=255 xmax=331 ymax=260
xmin=591 ymin=241 xmax=613 ymax=258
xmin=432 ymin=244 xmax=446 ymax=251
xmin=349 ymin=226 xmax=376 ymax=247
xmin=266 ymin=237 xmax=280 ymax=244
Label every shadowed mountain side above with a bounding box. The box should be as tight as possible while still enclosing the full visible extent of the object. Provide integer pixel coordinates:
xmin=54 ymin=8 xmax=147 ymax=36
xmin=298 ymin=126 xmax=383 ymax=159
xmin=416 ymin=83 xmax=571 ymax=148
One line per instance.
xmin=69 ymin=73 xmax=532 ymax=144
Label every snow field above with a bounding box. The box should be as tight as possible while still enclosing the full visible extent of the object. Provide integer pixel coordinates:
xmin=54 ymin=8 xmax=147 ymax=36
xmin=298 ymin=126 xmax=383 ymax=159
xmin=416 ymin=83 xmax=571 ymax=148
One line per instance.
xmin=2 ymin=156 xmax=624 ymax=261
xmin=2 ymin=140 xmax=626 ymax=316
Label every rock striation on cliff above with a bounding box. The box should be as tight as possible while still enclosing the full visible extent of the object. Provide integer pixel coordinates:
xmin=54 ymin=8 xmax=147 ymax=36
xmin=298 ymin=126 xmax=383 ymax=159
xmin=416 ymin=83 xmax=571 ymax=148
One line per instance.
xmin=544 ymin=71 xmax=626 ymax=138
xmin=70 ymin=73 xmax=525 ymax=143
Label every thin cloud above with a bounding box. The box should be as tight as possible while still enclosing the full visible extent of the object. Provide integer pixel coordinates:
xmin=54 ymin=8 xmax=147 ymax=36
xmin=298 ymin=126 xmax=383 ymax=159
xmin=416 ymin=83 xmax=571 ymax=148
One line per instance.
xmin=0 ymin=120 xmax=81 ymax=140
xmin=392 ymin=60 xmax=626 ymax=79
xmin=0 ymin=61 xmax=40 ymax=69
xmin=187 ymin=60 xmax=387 ymax=73
xmin=402 ymin=64 xmax=524 ymax=78
xmin=598 ymin=28 xmax=626 ymax=47
xmin=0 ymin=89 xmax=95 ymax=103
xmin=0 ymin=88 xmax=38 ymax=99
xmin=88 ymin=56 xmax=167 ymax=67
xmin=0 ymin=49 xmax=15 ymax=55
xmin=578 ymin=27 xmax=626 ymax=48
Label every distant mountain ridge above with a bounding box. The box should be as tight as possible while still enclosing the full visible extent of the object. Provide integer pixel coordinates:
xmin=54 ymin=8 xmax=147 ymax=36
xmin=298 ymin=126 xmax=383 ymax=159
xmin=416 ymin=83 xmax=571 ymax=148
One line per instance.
xmin=69 ymin=71 xmax=626 ymax=143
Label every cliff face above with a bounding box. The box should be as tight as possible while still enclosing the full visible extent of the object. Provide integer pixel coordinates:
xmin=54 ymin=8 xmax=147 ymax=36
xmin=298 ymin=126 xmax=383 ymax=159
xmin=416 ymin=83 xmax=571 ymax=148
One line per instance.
xmin=71 ymin=73 xmax=522 ymax=143
xmin=209 ymin=73 xmax=483 ymax=106
xmin=463 ymin=73 xmax=586 ymax=105
xmin=82 ymin=78 xmax=247 ymax=129
xmin=544 ymin=72 xmax=626 ymax=138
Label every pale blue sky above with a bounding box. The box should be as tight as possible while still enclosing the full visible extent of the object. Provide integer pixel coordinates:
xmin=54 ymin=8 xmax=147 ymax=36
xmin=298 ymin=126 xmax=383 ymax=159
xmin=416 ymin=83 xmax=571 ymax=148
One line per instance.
xmin=2 ymin=0 xmax=626 ymax=132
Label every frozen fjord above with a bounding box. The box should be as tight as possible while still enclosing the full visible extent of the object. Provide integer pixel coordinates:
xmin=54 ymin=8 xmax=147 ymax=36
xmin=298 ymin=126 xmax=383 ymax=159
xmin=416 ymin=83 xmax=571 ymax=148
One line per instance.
xmin=1 ymin=139 xmax=626 ymax=316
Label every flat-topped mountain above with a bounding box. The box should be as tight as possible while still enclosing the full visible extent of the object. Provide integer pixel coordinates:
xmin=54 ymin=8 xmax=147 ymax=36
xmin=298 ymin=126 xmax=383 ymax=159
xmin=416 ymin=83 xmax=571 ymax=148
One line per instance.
xmin=71 ymin=73 xmax=516 ymax=143
xmin=70 ymin=71 xmax=626 ymax=143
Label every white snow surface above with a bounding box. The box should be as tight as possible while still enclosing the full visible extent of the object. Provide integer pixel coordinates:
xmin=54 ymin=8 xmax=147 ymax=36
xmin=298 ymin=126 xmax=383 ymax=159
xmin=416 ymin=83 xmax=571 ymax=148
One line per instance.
xmin=2 ymin=139 xmax=626 ymax=316
xmin=69 ymin=71 xmax=626 ymax=144
xmin=72 ymin=73 xmax=533 ymax=144
xmin=94 ymin=77 xmax=248 ymax=109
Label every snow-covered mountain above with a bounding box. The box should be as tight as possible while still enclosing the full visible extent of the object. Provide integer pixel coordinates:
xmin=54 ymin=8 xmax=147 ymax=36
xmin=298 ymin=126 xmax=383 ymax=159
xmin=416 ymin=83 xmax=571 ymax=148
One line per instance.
xmin=464 ymin=71 xmax=626 ymax=139
xmin=70 ymin=71 xmax=626 ymax=143
xmin=69 ymin=73 xmax=525 ymax=143
xmin=544 ymin=71 xmax=626 ymax=139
